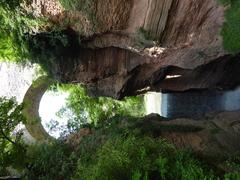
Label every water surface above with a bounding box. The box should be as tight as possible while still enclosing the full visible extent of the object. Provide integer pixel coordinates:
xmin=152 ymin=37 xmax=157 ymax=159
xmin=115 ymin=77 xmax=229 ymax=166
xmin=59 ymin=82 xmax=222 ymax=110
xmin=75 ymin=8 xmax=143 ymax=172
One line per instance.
xmin=145 ymin=88 xmax=240 ymax=118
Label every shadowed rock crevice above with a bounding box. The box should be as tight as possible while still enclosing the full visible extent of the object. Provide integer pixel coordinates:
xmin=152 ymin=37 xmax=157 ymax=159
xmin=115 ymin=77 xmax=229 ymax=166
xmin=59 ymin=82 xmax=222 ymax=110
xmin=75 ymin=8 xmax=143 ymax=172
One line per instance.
xmin=143 ymin=0 xmax=173 ymax=40
xmin=155 ymin=54 xmax=240 ymax=91
xmin=55 ymin=45 xmax=240 ymax=98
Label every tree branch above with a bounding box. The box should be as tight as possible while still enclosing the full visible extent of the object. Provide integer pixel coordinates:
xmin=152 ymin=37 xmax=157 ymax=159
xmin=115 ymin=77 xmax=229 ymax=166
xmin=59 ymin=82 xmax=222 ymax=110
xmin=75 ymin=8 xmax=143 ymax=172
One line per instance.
xmin=0 ymin=128 xmax=16 ymax=145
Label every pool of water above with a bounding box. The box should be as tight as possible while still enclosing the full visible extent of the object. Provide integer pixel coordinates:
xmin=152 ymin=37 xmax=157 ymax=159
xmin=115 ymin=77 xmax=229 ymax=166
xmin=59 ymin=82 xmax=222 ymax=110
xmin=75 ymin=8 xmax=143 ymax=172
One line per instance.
xmin=145 ymin=87 xmax=240 ymax=118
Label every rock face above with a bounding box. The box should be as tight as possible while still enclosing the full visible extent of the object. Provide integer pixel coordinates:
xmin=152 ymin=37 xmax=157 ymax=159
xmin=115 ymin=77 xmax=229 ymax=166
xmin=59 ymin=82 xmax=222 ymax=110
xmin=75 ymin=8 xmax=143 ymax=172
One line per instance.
xmin=136 ymin=0 xmax=173 ymax=39
xmin=155 ymin=55 xmax=240 ymax=91
xmin=136 ymin=112 xmax=240 ymax=157
xmin=57 ymin=46 xmax=240 ymax=99
xmin=66 ymin=112 xmax=240 ymax=157
xmin=38 ymin=0 xmax=238 ymax=98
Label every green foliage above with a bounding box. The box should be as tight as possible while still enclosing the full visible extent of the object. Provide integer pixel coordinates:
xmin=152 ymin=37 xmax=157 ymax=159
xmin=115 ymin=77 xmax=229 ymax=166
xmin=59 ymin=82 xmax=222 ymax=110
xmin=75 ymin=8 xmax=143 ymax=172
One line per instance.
xmin=224 ymin=155 xmax=240 ymax=173
xmin=23 ymin=141 xmax=77 ymax=180
xmin=0 ymin=1 xmax=45 ymax=62
xmin=224 ymin=172 xmax=240 ymax=180
xmin=26 ymin=30 xmax=77 ymax=76
xmin=0 ymin=0 xmax=75 ymax=76
xmin=0 ymin=97 xmax=26 ymax=175
xmin=58 ymin=0 xmax=98 ymax=30
xmin=56 ymin=84 xmax=145 ymax=132
xmin=15 ymin=116 xmax=240 ymax=179
xmin=58 ymin=0 xmax=92 ymax=12
xmin=137 ymin=27 xmax=156 ymax=41
xmin=73 ymin=136 xmax=215 ymax=180
xmin=219 ymin=0 xmax=240 ymax=54
xmin=218 ymin=0 xmax=231 ymax=5
xmin=135 ymin=27 xmax=157 ymax=48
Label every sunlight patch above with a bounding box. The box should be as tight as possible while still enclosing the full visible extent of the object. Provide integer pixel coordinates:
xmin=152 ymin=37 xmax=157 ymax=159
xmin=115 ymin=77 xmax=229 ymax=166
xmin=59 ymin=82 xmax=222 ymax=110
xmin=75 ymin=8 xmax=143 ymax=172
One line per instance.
xmin=39 ymin=91 xmax=69 ymax=138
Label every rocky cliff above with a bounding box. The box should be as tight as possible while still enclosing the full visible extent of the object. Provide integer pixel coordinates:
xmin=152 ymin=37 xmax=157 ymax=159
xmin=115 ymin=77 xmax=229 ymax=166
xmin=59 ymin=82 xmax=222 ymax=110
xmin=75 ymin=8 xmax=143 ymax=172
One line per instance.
xmin=32 ymin=0 xmax=239 ymax=99
xmin=140 ymin=112 xmax=240 ymax=157
xmin=67 ymin=111 xmax=240 ymax=158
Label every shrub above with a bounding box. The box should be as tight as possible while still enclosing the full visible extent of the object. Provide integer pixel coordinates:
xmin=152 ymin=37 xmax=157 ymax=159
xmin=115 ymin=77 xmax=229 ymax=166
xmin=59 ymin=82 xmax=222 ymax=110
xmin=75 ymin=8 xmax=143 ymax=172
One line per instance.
xmin=16 ymin=117 xmax=239 ymax=179
xmin=219 ymin=0 xmax=240 ymax=54
xmin=0 ymin=97 xmax=26 ymax=175
xmin=58 ymin=0 xmax=97 ymax=30
xmin=224 ymin=172 xmax=240 ymax=180
xmin=23 ymin=141 xmax=77 ymax=180
xmin=55 ymin=84 xmax=145 ymax=133
xmin=0 ymin=1 xmax=46 ymax=62
xmin=0 ymin=0 xmax=75 ymax=76
xmin=73 ymin=136 xmax=215 ymax=180
xmin=26 ymin=30 xmax=78 ymax=76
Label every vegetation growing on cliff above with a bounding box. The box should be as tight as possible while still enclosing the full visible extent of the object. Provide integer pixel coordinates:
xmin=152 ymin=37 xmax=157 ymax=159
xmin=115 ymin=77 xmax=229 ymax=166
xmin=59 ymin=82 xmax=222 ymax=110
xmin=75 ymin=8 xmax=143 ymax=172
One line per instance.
xmin=26 ymin=30 xmax=78 ymax=76
xmin=58 ymin=0 xmax=94 ymax=15
xmin=219 ymin=0 xmax=240 ymax=54
xmin=57 ymin=0 xmax=98 ymax=34
xmin=0 ymin=0 xmax=39 ymax=61
xmin=0 ymin=0 xmax=79 ymax=76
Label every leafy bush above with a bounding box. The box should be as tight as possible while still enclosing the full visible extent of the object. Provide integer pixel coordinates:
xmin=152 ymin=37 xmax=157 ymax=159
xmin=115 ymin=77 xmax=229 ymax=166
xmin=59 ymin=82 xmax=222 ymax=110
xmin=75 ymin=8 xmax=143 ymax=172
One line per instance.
xmin=26 ymin=29 xmax=79 ymax=76
xmin=73 ymin=136 xmax=215 ymax=180
xmin=224 ymin=172 xmax=240 ymax=180
xmin=58 ymin=0 xmax=93 ymax=12
xmin=0 ymin=97 xmax=26 ymax=175
xmin=137 ymin=27 xmax=157 ymax=42
xmin=219 ymin=0 xmax=240 ymax=54
xmin=0 ymin=0 xmax=77 ymax=76
xmin=23 ymin=141 xmax=77 ymax=180
xmin=0 ymin=1 xmax=45 ymax=62
xmin=55 ymin=84 xmax=145 ymax=132
xmin=6 ymin=115 xmax=238 ymax=179
xmin=58 ymin=0 xmax=98 ymax=32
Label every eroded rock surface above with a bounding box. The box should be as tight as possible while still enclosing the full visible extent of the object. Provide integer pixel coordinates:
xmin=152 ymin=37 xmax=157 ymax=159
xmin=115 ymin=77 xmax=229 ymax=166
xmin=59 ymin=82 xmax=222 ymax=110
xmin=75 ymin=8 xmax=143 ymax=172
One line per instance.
xmin=136 ymin=112 xmax=240 ymax=157
xmin=57 ymin=46 xmax=240 ymax=99
xmin=66 ymin=112 xmax=240 ymax=158
xmin=32 ymin=0 xmax=239 ymax=98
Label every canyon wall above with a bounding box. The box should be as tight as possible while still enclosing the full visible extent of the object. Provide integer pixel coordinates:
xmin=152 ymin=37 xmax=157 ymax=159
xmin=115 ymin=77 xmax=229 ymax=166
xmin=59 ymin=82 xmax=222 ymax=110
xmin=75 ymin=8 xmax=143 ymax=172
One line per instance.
xmin=34 ymin=0 xmax=239 ymax=98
